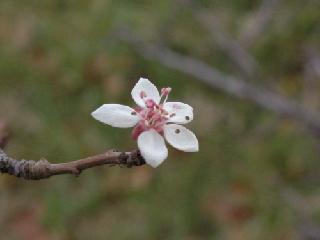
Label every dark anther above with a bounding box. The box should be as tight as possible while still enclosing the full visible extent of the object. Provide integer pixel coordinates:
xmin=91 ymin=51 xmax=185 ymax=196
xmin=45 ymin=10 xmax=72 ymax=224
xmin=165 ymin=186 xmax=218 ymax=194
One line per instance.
xmin=185 ymin=116 xmax=190 ymax=120
xmin=175 ymin=129 xmax=181 ymax=134
xmin=131 ymin=112 xmax=137 ymax=115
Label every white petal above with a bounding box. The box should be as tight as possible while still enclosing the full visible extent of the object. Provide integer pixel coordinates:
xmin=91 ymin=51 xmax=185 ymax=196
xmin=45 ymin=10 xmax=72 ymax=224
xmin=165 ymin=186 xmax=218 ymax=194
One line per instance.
xmin=131 ymin=78 xmax=160 ymax=107
xmin=164 ymin=124 xmax=199 ymax=152
xmin=91 ymin=104 xmax=139 ymax=128
xmin=164 ymin=102 xmax=194 ymax=124
xmin=138 ymin=129 xmax=168 ymax=168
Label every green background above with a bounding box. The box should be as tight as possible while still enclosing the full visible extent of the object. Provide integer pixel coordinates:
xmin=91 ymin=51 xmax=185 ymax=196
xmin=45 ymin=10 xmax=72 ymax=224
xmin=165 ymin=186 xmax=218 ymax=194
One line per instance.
xmin=0 ymin=0 xmax=320 ymax=239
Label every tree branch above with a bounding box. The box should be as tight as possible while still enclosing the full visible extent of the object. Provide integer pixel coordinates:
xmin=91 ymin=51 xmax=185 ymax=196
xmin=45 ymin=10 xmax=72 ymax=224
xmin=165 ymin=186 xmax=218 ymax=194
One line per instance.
xmin=116 ymin=29 xmax=320 ymax=134
xmin=303 ymin=47 xmax=320 ymax=110
xmin=0 ymin=149 xmax=145 ymax=180
xmin=239 ymin=0 xmax=281 ymax=48
xmin=194 ymin=12 xmax=258 ymax=77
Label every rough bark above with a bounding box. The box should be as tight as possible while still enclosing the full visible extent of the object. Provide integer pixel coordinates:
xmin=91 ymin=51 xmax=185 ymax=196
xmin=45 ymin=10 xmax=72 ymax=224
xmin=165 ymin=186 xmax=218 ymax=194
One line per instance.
xmin=0 ymin=149 xmax=145 ymax=180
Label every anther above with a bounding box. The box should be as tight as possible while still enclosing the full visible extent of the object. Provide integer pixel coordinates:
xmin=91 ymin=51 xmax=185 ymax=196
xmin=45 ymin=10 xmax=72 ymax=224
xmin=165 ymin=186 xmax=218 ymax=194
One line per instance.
xmin=161 ymin=87 xmax=172 ymax=97
xmin=145 ymin=99 xmax=156 ymax=108
xmin=140 ymin=91 xmax=147 ymax=99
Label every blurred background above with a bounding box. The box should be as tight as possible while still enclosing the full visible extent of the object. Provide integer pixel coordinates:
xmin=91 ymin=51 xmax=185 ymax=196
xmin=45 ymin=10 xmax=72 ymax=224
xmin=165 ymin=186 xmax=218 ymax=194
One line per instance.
xmin=0 ymin=0 xmax=320 ymax=239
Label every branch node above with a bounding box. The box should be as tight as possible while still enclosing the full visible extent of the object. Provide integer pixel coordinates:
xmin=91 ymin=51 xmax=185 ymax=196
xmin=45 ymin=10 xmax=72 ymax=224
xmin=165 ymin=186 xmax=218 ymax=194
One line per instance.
xmin=127 ymin=150 xmax=145 ymax=167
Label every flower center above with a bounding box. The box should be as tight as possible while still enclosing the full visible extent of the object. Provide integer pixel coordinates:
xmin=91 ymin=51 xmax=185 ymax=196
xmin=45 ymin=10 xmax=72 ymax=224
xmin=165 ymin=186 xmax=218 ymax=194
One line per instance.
xmin=131 ymin=87 xmax=172 ymax=140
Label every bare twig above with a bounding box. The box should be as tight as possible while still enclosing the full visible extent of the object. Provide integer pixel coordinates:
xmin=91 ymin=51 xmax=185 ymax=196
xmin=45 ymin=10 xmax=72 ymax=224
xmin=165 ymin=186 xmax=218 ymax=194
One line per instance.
xmin=116 ymin=29 xmax=320 ymax=134
xmin=239 ymin=0 xmax=281 ymax=48
xmin=305 ymin=48 xmax=320 ymax=78
xmin=195 ymin=12 xmax=258 ymax=77
xmin=183 ymin=0 xmax=258 ymax=77
xmin=0 ymin=149 xmax=145 ymax=180
xmin=303 ymin=48 xmax=320 ymax=110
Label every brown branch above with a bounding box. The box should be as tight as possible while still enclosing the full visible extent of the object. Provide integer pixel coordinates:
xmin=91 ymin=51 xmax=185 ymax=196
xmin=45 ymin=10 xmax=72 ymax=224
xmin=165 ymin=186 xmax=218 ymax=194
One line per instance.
xmin=0 ymin=149 xmax=145 ymax=180
xmin=116 ymin=29 xmax=320 ymax=134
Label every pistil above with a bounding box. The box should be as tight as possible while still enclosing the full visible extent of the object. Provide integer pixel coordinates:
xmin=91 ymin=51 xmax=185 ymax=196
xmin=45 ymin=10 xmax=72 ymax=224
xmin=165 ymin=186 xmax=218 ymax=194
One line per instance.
xmin=132 ymin=88 xmax=172 ymax=139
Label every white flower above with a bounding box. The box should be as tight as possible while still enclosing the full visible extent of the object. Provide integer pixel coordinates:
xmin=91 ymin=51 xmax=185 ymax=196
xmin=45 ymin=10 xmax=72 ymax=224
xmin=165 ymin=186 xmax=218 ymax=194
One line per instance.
xmin=91 ymin=77 xmax=199 ymax=167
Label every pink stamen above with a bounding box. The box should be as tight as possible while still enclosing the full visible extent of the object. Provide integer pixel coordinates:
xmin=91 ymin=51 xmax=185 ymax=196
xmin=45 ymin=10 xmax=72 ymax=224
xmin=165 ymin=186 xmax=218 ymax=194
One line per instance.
xmin=145 ymin=99 xmax=156 ymax=108
xmin=160 ymin=87 xmax=172 ymax=104
xmin=161 ymin=87 xmax=172 ymax=97
xmin=132 ymin=85 xmax=172 ymax=139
